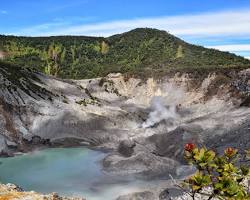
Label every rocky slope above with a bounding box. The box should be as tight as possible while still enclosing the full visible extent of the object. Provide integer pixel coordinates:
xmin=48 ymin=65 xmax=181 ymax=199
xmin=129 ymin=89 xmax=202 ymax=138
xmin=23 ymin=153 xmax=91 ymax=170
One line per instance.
xmin=0 ymin=61 xmax=249 ymax=199
xmin=0 ymin=183 xmax=85 ymax=200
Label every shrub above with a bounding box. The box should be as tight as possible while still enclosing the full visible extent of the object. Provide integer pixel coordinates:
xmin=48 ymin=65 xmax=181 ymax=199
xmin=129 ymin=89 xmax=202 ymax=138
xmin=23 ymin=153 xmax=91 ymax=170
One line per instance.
xmin=181 ymin=144 xmax=250 ymax=200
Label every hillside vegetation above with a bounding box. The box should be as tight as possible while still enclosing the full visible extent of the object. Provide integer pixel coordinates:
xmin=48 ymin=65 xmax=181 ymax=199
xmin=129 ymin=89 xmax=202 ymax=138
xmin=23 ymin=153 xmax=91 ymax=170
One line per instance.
xmin=0 ymin=28 xmax=249 ymax=79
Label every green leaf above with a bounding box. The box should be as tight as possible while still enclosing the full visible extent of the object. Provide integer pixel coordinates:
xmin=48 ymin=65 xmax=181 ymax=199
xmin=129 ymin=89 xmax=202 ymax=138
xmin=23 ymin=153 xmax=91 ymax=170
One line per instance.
xmin=215 ymin=183 xmax=223 ymax=190
xmin=196 ymin=148 xmax=206 ymax=160
xmin=206 ymin=150 xmax=216 ymax=162
xmin=192 ymin=185 xmax=201 ymax=191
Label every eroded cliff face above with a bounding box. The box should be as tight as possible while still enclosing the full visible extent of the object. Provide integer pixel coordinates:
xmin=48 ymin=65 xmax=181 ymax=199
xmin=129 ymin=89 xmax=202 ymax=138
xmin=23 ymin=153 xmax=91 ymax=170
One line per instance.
xmin=0 ymin=66 xmax=249 ymax=199
xmin=0 ymin=68 xmax=249 ymax=156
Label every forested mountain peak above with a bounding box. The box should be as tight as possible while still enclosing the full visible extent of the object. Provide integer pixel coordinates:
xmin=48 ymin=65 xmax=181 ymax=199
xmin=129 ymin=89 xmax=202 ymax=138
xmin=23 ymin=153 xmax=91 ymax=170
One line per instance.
xmin=0 ymin=28 xmax=249 ymax=79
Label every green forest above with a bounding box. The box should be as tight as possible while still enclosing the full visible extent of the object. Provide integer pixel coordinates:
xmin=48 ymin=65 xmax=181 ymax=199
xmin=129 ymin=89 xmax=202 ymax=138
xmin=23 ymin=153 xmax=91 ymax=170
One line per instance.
xmin=0 ymin=28 xmax=249 ymax=79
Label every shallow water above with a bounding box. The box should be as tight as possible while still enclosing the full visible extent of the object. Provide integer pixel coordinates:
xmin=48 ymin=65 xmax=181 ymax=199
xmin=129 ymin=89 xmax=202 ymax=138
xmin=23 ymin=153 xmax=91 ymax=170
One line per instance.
xmin=0 ymin=147 xmax=156 ymax=200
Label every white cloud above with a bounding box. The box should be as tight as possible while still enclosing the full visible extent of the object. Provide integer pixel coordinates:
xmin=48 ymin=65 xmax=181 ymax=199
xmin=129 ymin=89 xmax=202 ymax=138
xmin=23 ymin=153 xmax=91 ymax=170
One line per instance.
xmin=246 ymin=56 xmax=250 ymax=60
xmin=207 ymin=44 xmax=250 ymax=52
xmin=18 ymin=21 xmax=71 ymax=34
xmin=11 ymin=9 xmax=250 ymax=37
xmin=0 ymin=10 xmax=7 ymax=14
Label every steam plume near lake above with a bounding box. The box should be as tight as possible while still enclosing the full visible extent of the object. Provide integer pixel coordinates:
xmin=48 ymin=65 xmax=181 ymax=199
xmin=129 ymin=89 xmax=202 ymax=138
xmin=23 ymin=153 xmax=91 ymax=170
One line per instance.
xmin=142 ymin=83 xmax=184 ymax=128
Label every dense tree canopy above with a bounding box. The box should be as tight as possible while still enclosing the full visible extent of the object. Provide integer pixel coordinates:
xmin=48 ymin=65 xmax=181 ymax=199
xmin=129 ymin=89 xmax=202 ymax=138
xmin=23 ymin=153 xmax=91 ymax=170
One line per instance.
xmin=0 ymin=28 xmax=249 ymax=79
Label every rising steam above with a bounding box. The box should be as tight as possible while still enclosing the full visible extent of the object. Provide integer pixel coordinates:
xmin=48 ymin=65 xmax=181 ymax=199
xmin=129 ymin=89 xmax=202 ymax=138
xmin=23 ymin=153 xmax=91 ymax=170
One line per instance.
xmin=142 ymin=83 xmax=184 ymax=128
xmin=142 ymin=96 xmax=177 ymax=128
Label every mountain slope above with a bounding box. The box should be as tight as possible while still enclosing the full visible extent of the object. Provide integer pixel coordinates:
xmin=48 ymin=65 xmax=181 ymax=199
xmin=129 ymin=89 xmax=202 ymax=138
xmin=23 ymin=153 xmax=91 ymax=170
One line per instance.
xmin=0 ymin=28 xmax=250 ymax=79
xmin=0 ymin=61 xmax=52 ymax=106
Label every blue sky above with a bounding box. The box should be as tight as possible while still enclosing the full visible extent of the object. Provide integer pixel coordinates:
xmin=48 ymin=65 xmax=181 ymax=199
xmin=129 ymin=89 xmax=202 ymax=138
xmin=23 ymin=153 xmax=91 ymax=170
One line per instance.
xmin=1 ymin=0 xmax=250 ymax=58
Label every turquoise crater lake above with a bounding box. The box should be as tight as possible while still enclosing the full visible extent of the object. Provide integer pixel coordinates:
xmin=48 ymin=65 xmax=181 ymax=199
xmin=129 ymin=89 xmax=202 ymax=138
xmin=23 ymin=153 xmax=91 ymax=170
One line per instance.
xmin=0 ymin=147 xmax=150 ymax=200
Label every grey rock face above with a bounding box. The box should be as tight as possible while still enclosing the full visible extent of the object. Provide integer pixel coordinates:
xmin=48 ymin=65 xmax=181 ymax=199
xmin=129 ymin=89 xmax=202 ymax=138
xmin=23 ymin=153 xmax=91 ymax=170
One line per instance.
xmin=0 ymin=135 xmax=8 ymax=155
xmin=233 ymin=69 xmax=250 ymax=94
xmin=0 ymin=66 xmax=249 ymax=156
xmin=146 ymin=124 xmax=203 ymax=163
xmin=240 ymin=96 xmax=250 ymax=107
xmin=103 ymin=151 xmax=179 ymax=179
xmin=207 ymin=119 xmax=250 ymax=162
xmin=116 ymin=191 xmax=156 ymax=200
xmin=0 ymin=135 xmax=16 ymax=156
xmin=118 ymin=140 xmax=136 ymax=157
xmin=6 ymin=140 xmax=17 ymax=148
xmin=0 ymin=65 xmax=250 ymax=199
xmin=159 ymin=188 xmax=183 ymax=200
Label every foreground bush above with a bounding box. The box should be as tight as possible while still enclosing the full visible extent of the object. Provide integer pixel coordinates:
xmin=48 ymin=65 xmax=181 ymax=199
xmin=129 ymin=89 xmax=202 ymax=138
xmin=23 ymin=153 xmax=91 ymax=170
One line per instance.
xmin=181 ymin=144 xmax=250 ymax=200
